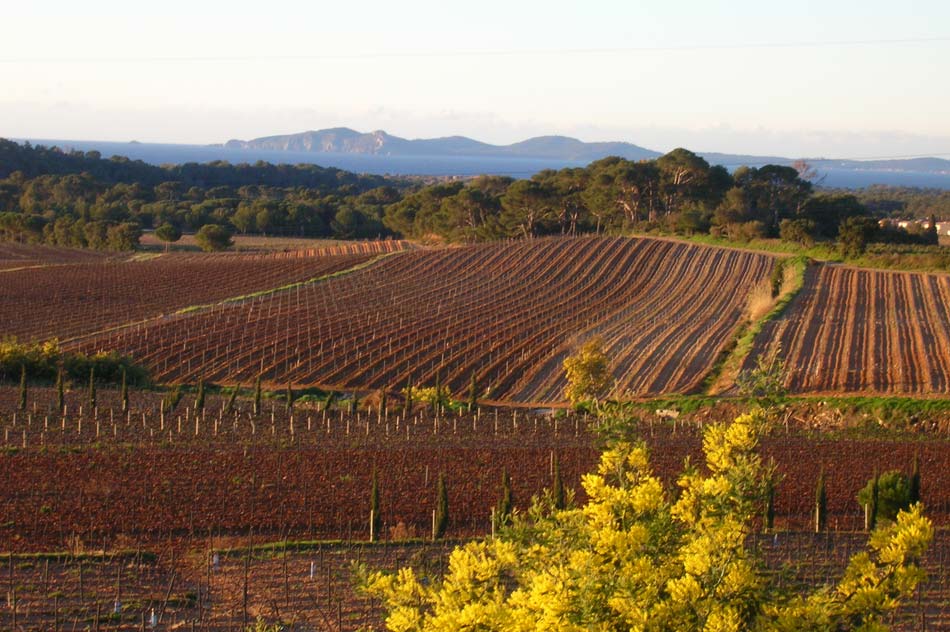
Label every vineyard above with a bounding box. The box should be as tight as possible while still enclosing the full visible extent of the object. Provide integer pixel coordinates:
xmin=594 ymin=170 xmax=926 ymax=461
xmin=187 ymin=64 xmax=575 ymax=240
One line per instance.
xmin=0 ymin=251 xmax=379 ymax=343
xmin=1 ymin=385 xmax=950 ymax=629
xmin=0 ymin=242 xmax=112 ymax=271
xmin=747 ymin=264 xmax=950 ymax=394
xmin=66 ymin=236 xmax=775 ymax=402
xmin=2 ymin=533 xmax=949 ymax=631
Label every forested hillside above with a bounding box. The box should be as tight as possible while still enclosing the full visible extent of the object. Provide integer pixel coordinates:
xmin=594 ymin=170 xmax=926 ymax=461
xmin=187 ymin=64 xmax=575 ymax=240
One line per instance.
xmin=0 ymin=138 xmax=941 ymax=253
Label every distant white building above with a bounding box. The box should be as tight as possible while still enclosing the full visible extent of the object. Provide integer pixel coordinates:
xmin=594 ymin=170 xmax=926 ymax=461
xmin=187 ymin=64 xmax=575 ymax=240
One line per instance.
xmin=886 ymin=219 xmax=950 ymax=236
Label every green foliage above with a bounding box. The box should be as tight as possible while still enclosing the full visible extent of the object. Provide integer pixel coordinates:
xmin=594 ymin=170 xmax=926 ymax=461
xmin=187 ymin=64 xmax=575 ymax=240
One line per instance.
xmin=467 ymin=373 xmax=478 ymax=413
xmin=778 ymin=218 xmax=817 ymax=248
xmin=194 ymin=223 xmax=233 ymax=252
xmin=55 ymin=366 xmax=64 ymax=411
xmin=563 ymin=336 xmax=613 ymax=406
xmin=0 ymin=339 xmax=147 ymax=386
xmin=154 ymin=222 xmax=182 ymax=244
xmin=253 ymin=375 xmax=262 ymax=416
xmin=858 ymin=470 xmax=911 ymax=524
xmin=434 ymin=473 xmax=448 ymax=540
xmin=735 ymin=346 xmax=787 ymax=400
xmin=364 ymin=412 xmax=933 ymax=631
xmin=245 ymin=616 xmax=281 ymax=632
xmin=838 ymin=216 xmax=880 ymax=257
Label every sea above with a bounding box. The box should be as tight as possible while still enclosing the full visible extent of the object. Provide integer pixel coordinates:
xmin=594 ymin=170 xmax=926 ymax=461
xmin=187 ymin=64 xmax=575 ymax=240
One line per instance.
xmin=17 ymin=138 xmax=950 ymax=189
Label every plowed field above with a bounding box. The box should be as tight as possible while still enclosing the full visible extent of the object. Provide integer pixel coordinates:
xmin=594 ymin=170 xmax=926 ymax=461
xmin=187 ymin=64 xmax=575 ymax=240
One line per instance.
xmin=0 ymin=251 xmax=377 ymax=343
xmin=746 ymin=264 xmax=950 ymax=394
xmin=69 ymin=236 xmax=774 ymax=402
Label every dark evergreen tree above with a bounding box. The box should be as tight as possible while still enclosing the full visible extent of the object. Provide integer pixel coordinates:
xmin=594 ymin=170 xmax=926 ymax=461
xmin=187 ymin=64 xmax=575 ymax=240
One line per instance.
xmin=434 ymin=473 xmax=448 ymax=539
xmin=194 ymin=378 xmax=205 ymax=413
xmin=224 ymin=385 xmax=239 ymax=415
xmin=370 ymin=468 xmax=381 ymax=542
xmin=253 ymin=375 xmax=262 ymax=416
xmin=552 ymin=453 xmax=565 ymax=511
xmin=496 ymin=469 xmax=513 ymax=528
xmin=55 ymin=366 xmax=65 ymax=412
xmin=17 ymin=364 xmax=26 ymax=412
xmin=285 ymin=383 xmax=294 ymax=415
xmin=815 ymin=467 xmax=827 ymax=533
xmin=120 ymin=367 xmax=129 ymax=413
xmin=909 ymin=452 xmax=921 ymax=505
xmin=88 ymin=367 xmax=96 ymax=410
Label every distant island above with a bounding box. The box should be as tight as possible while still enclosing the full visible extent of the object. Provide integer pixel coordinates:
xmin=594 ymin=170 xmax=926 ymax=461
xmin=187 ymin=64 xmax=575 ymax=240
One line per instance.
xmin=220 ymin=127 xmax=950 ymax=176
xmin=220 ymin=127 xmax=660 ymax=161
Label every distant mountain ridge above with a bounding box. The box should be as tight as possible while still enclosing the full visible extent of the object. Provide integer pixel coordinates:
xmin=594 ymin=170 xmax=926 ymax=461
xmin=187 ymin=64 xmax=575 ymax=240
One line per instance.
xmin=221 ymin=128 xmax=950 ymax=176
xmin=222 ymin=127 xmax=662 ymax=161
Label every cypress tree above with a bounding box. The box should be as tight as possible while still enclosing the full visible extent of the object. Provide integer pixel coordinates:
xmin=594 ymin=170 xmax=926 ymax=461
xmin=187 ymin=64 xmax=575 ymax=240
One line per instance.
xmin=55 ymin=366 xmax=65 ymax=412
xmin=496 ymin=469 xmax=513 ymax=528
xmin=403 ymin=379 xmax=413 ymax=416
xmin=552 ymin=453 xmax=565 ymax=511
xmin=324 ymin=390 xmax=336 ymax=412
xmin=434 ymin=473 xmax=448 ymax=539
xmin=253 ymin=375 xmax=262 ymax=416
xmin=194 ymin=378 xmax=205 ymax=413
xmin=909 ymin=452 xmax=921 ymax=505
xmin=349 ymin=391 xmax=359 ymax=415
xmin=285 ymin=383 xmax=294 ymax=415
xmin=120 ymin=367 xmax=129 ymax=413
xmin=765 ymin=481 xmax=775 ymax=532
xmin=379 ymin=389 xmax=388 ymax=416
xmin=468 ymin=373 xmax=478 ymax=413
xmin=224 ymin=385 xmax=239 ymax=415
xmin=88 ymin=367 xmax=96 ymax=410
xmin=869 ymin=470 xmax=880 ymax=531
xmin=370 ymin=468 xmax=381 ymax=542
xmin=432 ymin=371 xmax=441 ymax=415
xmin=17 ymin=364 xmax=27 ymax=412
xmin=815 ymin=467 xmax=827 ymax=533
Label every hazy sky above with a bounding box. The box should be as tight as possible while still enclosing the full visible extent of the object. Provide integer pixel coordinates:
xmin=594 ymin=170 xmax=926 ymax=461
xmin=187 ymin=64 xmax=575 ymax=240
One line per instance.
xmin=2 ymin=0 xmax=949 ymax=157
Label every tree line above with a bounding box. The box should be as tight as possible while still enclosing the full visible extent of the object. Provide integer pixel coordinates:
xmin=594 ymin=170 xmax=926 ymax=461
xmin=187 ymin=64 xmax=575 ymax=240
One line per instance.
xmin=0 ymin=139 xmax=939 ymax=252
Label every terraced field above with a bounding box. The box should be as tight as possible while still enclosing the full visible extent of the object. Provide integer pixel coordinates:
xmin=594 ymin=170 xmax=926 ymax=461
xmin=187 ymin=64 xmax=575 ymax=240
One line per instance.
xmin=69 ymin=236 xmax=775 ymax=402
xmin=746 ymin=264 xmax=950 ymax=394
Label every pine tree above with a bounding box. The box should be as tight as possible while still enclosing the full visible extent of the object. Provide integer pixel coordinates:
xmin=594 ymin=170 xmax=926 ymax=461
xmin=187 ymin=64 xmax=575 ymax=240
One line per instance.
xmin=434 ymin=473 xmax=448 ymax=539
xmin=120 ymin=367 xmax=129 ymax=413
xmin=88 ymin=367 xmax=96 ymax=410
xmin=815 ymin=467 xmax=827 ymax=533
xmin=17 ymin=364 xmax=27 ymax=412
xmin=55 ymin=366 xmax=65 ymax=412
xmin=552 ymin=453 xmax=565 ymax=511
xmin=253 ymin=375 xmax=262 ymax=416
xmin=370 ymin=468 xmax=381 ymax=542
xmin=909 ymin=452 xmax=921 ymax=505
xmin=194 ymin=378 xmax=205 ymax=413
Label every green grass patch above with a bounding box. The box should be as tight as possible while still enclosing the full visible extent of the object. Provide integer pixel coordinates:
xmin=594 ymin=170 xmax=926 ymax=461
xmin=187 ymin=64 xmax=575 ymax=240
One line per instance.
xmin=701 ymin=255 xmax=809 ymax=395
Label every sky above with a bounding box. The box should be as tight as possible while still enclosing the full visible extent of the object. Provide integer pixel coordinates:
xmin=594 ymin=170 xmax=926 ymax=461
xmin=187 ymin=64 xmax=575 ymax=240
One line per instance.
xmin=2 ymin=0 xmax=949 ymax=158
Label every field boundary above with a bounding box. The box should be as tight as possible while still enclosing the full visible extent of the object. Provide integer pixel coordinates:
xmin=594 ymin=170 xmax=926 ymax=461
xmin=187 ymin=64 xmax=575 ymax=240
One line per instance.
xmin=704 ymin=255 xmax=810 ymax=395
